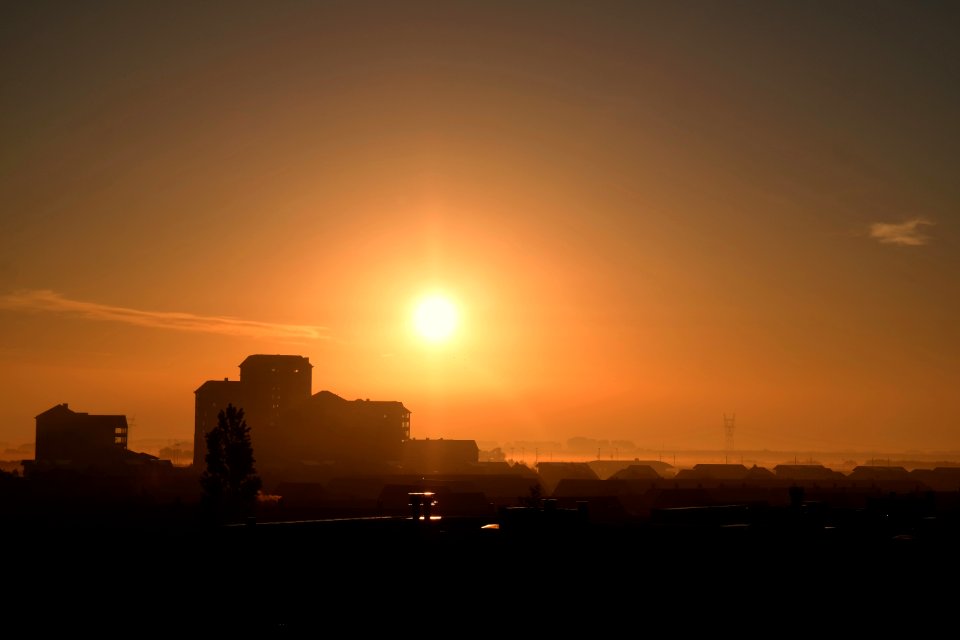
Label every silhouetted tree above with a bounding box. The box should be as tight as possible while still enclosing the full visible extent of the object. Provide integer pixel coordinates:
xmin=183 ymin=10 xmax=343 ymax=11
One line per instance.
xmin=520 ymin=483 xmax=543 ymax=508
xmin=200 ymin=404 xmax=262 ymax=521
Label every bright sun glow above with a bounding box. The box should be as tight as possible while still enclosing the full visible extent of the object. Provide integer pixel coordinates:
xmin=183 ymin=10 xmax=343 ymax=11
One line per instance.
xmin=413 ymin=295 xmax=458 ymax=343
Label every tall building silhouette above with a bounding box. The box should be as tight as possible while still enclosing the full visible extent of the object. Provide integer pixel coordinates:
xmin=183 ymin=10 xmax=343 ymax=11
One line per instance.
xmin=238 ymin=354 xmax=313 ymax=431
xmin=193 ymin=355 xmax=312 ymax=467
xmin=193 ymin=378 xmax=244 ymax=467
xmin=193 ymin=354 xmax=411 ymax=480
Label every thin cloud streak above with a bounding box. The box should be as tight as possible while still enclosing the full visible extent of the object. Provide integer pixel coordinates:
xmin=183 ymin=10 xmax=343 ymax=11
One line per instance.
xmin=0 ymin=290 xmax=328 ymax=340
xmin=869 ymin=217 xmax=935 ymax=246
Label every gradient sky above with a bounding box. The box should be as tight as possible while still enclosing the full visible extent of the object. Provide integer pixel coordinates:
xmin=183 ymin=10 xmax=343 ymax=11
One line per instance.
xmin=2 ymin=1 xmax=958 ymax=456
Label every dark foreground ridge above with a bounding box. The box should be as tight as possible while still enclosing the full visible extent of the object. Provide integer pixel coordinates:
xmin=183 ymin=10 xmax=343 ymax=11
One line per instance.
xmin=9 ymin=374 xmax=960 ymax=631
xmin=6 ymin=485 xmax=960 ymax=633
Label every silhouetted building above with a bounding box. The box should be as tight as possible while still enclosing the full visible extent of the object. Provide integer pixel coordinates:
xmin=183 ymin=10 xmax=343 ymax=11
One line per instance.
xmin=848 ymin=465 xmax=911 ymax=482
xmin=745 ymin=464 xmax=776 ymax=481
xmin=587 ymin=458 xmax=674 ymax=479
xmin=23 ymin=403 xmax=174 ymax=492
xmin=266 ymin=390 xmax=411 ymax=475
xmin=536 ymin=462 xmax=599 ymax=495
xmin=773 ymin=464 xmax=846 ymax=482
xmin=238 ymin=354 xmax=313 ymax=431
xmin=674 ymin=463 xmax=751 ymax=482
xmin=910 ymin=467 xmax=960 ymax=491
xmin=847 ymin=465 xmax=922 ymax=492
xmin=401 ymin=438 xmax=479 ymax=475
xmin=194 ymin=355 xmax=412 ymax=481
xmin=193 ymin=354 xmax=313 ymax=467
xmin=33 ymin=403 xmax=128 ymax=465
xmin=609 ymin=464 xmax=663 ymax=480
xmin=193 ymin=378 xmax=244 ymax=467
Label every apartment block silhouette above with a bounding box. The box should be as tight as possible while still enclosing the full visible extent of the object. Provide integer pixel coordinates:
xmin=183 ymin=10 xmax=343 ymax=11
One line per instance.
xmin=34 ymin=403 xmax=128 ymax=464
xmin=24 ymin=403 xmax=172 ymax=484
xmin=194 ymin=354 xmax=410 ymax=480
xmin=194 ymin=355 xmax=312 ymax=468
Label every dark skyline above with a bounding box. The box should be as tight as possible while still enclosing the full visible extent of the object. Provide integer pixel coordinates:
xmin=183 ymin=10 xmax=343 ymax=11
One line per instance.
xmin=7 ymin=366 xmax=960 ymax=630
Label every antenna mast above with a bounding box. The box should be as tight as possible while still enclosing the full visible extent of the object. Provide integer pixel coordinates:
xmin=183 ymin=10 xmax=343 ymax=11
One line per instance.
xmin=723 ymin=412 xmax=736 ymax=463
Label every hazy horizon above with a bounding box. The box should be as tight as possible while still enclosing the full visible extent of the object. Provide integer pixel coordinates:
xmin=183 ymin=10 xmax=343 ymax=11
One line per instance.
xmin=2 ymin=2 xmax=958 ymax=454
xmin=6 ymin=432 xmax=960 ymax=475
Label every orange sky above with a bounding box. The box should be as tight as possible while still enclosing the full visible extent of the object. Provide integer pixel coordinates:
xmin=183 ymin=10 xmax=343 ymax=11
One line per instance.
xmin=2 ymin=2 xmax=958 ymax=456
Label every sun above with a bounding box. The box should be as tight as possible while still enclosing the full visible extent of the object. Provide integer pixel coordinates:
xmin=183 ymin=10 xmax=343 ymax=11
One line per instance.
xmin=412 ymin=295 xmax=459 ymax=343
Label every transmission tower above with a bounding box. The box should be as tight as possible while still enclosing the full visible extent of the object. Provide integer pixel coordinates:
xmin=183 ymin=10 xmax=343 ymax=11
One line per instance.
xmin=723 ymin=413 xmax=736 ymax=463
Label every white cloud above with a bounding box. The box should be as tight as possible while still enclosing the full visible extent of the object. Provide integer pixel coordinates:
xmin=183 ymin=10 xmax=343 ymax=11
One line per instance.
xmin=868 ymin=217 xmax=934 ymax=246
xmin=0 ymin=289 xmax=328 ymax=340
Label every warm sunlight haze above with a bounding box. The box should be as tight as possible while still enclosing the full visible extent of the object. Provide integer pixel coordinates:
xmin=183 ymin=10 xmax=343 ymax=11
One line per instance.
xmin=1 ymin=1 xmax=958 ymax=462
xmin=412 ymin=294 xmax=459 ymax=344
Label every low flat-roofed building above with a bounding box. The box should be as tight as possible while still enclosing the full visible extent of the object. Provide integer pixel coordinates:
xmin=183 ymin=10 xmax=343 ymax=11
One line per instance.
xmin=400 ymin=438 xmax=479 ymax=475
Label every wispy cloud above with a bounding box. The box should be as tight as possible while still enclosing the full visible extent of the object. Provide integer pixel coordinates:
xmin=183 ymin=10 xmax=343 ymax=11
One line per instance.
xmin=0 ymin=289 xmax=328 ymax=340
xmin=868 ymin=217 xmax=935 ymax=246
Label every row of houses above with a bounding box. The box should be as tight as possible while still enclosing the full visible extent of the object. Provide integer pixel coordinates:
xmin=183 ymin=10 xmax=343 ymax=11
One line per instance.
xmin=536 ymin=460 xmax=960 ymax=493
xmin=242 ymin=460 xmax=959 ymax=522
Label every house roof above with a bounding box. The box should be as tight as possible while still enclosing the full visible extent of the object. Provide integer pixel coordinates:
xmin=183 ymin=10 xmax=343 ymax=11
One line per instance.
xmin=745 ymin=465 xmax=776 ymax=479
xmin=35 ymin=403 xmax=127 ymax=426
xmin=194 ymin=379 xmax=242 ymax=393
xmin=848 ymin=465 xmax=911 ymax=479
xmin=404 ymin=438 xmax=478 ymax=450
xmin=239 ymin=354 xmax=312 ymax=368
xmin=312 ymin=390 xmax=347 ymax=403
xmin=609 ymin=464 xmax=662 ymax=480
xmin=309 ymin=390 xmax=410 ymax=413
xmin=773 ymin=464 xmax=845 ymax=479
xmin=536 ymin=463 xmax=598 ymax=496
xmin=536 ymin=462 xmax=600 ymax=482
xmin=35 ymin=403 xmax=76 ymax=419
xmin=677 ymin=463 xmax=751 ymax=480
xmin=352 ymin=398 xmax=411 ymax=412
xmin=587 ymin=459 xmax=674 ymax=479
